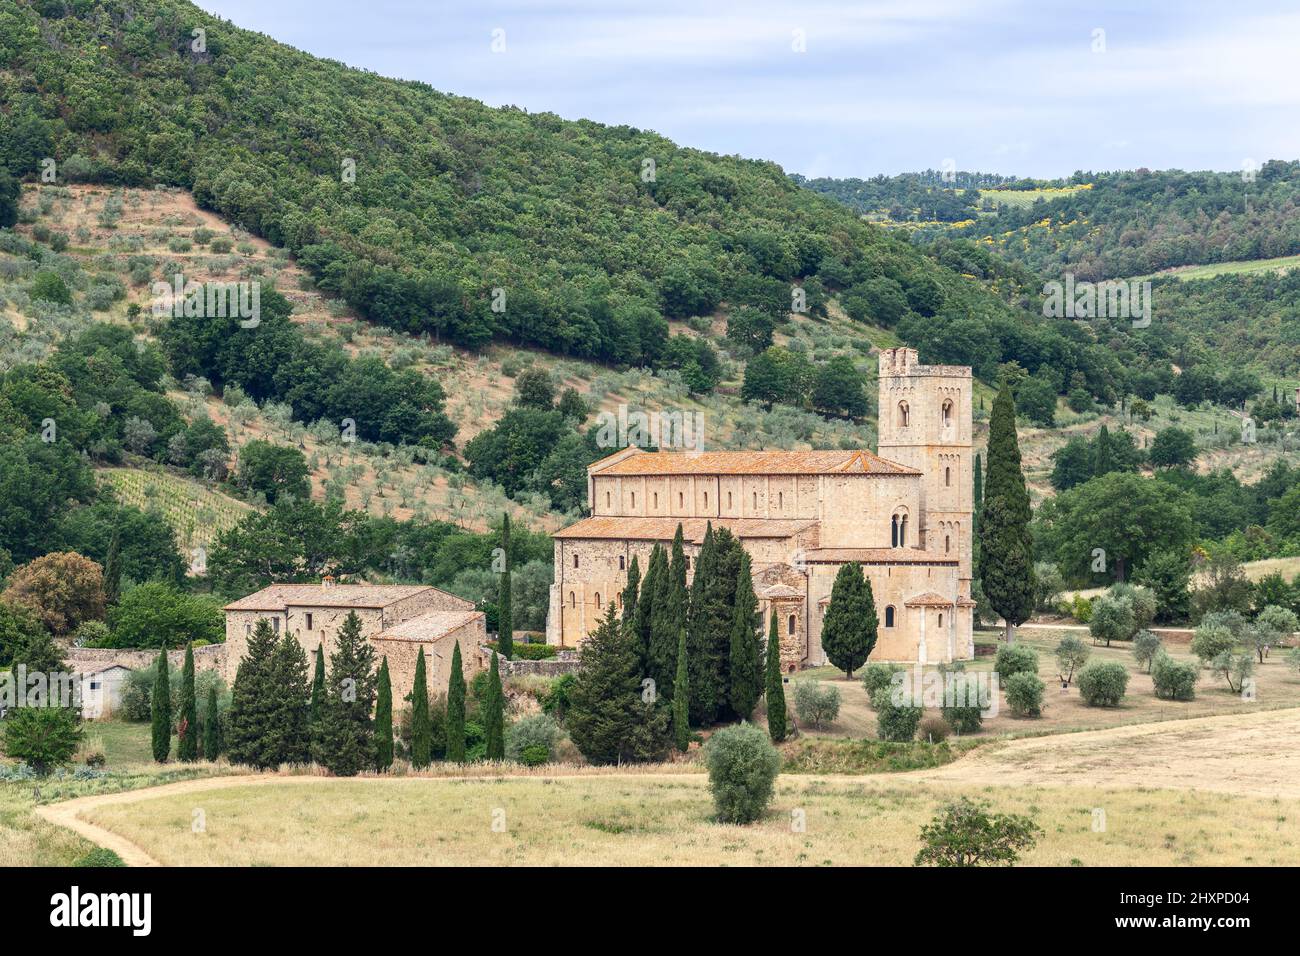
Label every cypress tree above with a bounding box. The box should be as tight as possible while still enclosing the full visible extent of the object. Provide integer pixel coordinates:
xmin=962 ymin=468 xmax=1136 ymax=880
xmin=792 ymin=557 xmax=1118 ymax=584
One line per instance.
xmin=728 ymin=551 xmax=762 ymax=719
xmin=311 ymin=611 xmax=377 ymax=776
xmin=686 ymin=523 xmax=716 ymax=724
xmin=374 ymin=657 xmax=393 ymax=771
xmin=764 ymin=611 xmax=787 ymax=742
xmin=979 ymin=380 xmax=1036 ymax=643
xmin=226 ymin=619 xmax=280 ymax=769
xmin=632 ymin=544 xmax=664 ymax=675
xmin=446 ymin=641 xmax=466 ymax=763
xmin=621 ymin=554 xmax=640 ymax=626
xmin=409 ymin=647 xmax=431 ymax=768
xmin=567 ymin=603 xmax=670 ymax=765
xmin=1093 ymin=424 xmax=1114 ymax=478
xmin=103 ymin=526 xmax=122 ymax=606
xmin=691 ymin=527 xmax=741 ymax=725
xmin=269 ymin=633 xmax=311 ymax=764
xmin=498 ymin=513 xmax=513 ymax=660
xmin=203 ymin=685 xmax=221 ymax=759
xmin=972 ymin=452 xmax=984 ymax=578
xmin=672 ymin=626 xmax=690 ymax=752
xmin=484 ymin=650 xmax=505 ymax=760
xmin=648 ymin=527 xmax=685 ymax=699
xmin=150 ymin=649 xmax=170 ymax=763
xmin=177 ymin=642 xmax=198 ymax=762
xmin=821 ymin=562 xmax=878 ymax=679
xmin=309 ymin=643 xmax=325 ymax=741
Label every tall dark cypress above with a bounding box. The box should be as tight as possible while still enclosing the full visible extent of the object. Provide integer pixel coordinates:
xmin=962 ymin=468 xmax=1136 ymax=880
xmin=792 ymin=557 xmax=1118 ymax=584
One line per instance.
xmin=728 ymin=551 xmax=762 ymax=719
xmin=821 ymin=562 xmax=877 ymax=678
xmin=686 ymin=523 xmax=717 ymax=725
xmin=672 ymin=626 xmax=690 ymax=752
xmin=269 ymin=633 xmax=311 ymax=765
xmin=632 ymin=545 xmax=664 ymax=675
xmin=690 ymin=525 xmax=740 ymax=725
xmin=446 ymin=641 xmax=467 ymax=763
xmin=103 ymin=526 xmax=122 ymax=606
xmin=764 ymin=611 xmax=787 ymax=742
xmin=177 ymin=642 xmax=198 ymax=762
xmin=309 ymin=643 xmax=325 ymax=740
xmin=979 ymin=380 xmax=1036 ymax=642
xmin=225 ymin=619 xmax=280 ymax=769
xmin=150 ymin=649 xmax=170 ymax=763
xmin=484 ymin=650 xmax=505 ymax=760
xmin=311 ymin=611 xmax=377 ymax=776
xmin=409 ymin=647 xmax=431 ymax=768
xmin=648 ymin=528 xmax=685 ymax=699
xmin=498 ymin=513 xmax=514 ymax=660
xmin=203 ymin=685 xmax=221 ymax=759
xmin=621 ymin=554 xmax=640 ymax=626
xmin=972 ymin=451 xmax=984 ymax=578
xmin=375 ymin=657 xmax=393 ymax=771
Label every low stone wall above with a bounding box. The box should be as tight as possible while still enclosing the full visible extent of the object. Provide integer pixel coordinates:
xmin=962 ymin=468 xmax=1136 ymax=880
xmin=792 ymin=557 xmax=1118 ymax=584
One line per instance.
xmin=479 ymin=645 xmax=580 ymax=678
xmin=66 ymin=644 xmax=227 ymax=674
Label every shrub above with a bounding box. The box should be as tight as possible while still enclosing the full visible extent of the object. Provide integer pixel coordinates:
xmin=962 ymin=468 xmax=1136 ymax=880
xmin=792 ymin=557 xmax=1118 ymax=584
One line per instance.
xmin=1 ymin=707 xmax=82 ymax=773
xmin=540 ymin=672 xmax=576 ymax=721
xmin=1076 ymin=660 xmax=1129 ymax=707
xmin=84 ymin=751 xmax=107 ymax=769
xmin=917 ymin=714 xmax=950 ymax=743
xmin=1055 ymin=635 xmax=1089 ymax=686
xmin=74 ymin=848 xmax=126 ymax=867
xmin=505 ymin=713 xmax=561 ymax=765
xmin=861 ymin=662 xmax=904 ymax=701
xmin=914 ymin=798 xmax=1041 ymax=867
xmin=873 ymin=688 xmax=922 ymax=742
xmin=1288 ymin=646 xmax=1300 ymax=676
xmin=994 ymin=644 xmax=1039 ymax=682
xmin=1151 ymin=653 xmax=1197 ymax=701
xmin=1071 ymin=593 xmax=1093 ymax=624
xmin=1191 ymin=622 xmax=1236 ymax=663
xmin=793 ymin=681 xmax=840 ymax=729
xmin=1133 ymin=630 xmax=1163 ymax=672
xmin=702 ymin=723 xmax=781 ymax=824
xmin=1004 ymin=672 xmax=1044 ymax=717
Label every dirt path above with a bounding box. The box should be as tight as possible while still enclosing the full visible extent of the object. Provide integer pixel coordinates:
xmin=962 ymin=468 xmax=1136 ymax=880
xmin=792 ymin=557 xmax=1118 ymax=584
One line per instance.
xmin=39 ymin=708 xmax=1300 ymax=865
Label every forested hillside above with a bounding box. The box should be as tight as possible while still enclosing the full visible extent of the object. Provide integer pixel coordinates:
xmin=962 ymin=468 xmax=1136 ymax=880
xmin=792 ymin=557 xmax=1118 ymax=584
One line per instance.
xmin=0 ymin=0 xmax=1138 ymax=407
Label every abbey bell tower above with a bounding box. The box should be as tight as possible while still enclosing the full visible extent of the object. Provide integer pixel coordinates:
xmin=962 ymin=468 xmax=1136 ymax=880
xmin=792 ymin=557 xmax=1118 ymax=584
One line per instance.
xmin=876 ymin=348 xmax=973 ymax=582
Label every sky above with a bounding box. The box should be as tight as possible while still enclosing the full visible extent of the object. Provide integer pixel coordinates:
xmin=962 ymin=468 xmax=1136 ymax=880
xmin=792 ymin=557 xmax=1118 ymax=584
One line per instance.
xmin=196 ymin=0 xmax=1300 ymax=180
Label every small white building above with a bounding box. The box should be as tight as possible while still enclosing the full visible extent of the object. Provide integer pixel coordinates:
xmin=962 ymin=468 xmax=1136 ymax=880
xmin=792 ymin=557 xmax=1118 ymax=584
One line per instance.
xmin=78 ymin=664 xmax=132 ymax=719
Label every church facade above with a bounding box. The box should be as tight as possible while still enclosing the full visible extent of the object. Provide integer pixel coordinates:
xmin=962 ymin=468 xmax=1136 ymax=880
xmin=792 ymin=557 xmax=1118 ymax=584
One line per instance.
xmin=546 ymin=347 xmax=975 ymax=668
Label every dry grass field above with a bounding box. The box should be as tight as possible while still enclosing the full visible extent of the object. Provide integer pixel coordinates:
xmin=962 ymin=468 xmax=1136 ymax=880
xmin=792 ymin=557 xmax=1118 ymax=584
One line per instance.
xmin=62 ymin=712 xmax=1300 ymax=865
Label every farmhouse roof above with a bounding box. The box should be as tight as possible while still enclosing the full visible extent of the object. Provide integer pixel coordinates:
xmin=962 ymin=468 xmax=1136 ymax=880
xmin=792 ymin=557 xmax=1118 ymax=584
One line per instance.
xmin=587 ymin=448 xmax=919 ymax=477
xmin=372 ymin=610 xmax=484 ymax=643
xmin=803 ymin=547 xmax=956 ymax=566
xmin=223 ymin=584 xmax=437 ymax=612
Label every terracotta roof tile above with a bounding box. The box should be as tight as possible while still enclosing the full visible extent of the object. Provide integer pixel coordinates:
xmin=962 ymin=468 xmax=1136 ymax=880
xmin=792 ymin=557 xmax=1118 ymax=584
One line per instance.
xmin=905 ymin=591 xmax=958 ymax=606
xmin=589 ymin=449 xmax=919 ymax=477
xmin=553 ymin=516 xmax=818 ymax=542
xmin=223 ymin=584 xmax=438 ymax=612
xmin=372 ymin=610 xmax=484 ymax=643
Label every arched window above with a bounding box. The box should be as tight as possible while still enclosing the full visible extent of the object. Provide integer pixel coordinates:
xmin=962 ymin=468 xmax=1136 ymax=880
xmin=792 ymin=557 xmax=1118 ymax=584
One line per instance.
xmin=573 ymin=553 xmax=580 ymax=568
xmin=619 ymin=555 xmax=626 ymax=571
xmin=885 ymin=606 xmax=896 ymax=628
xmin=704 ymin=492 xmax=709 ymax=507
xmin=728 ymin=492 xmax=733 ymax=509
xmin=685 ymin=556 xmax=691 ymax=570
xmin=891 ymin=515 xmax=899 ymax=548
xmin=945 ymin=466 xmax=951 ymax=487
xmin=606 ymin=491 xmax=611 ymax=508
xmin=678 ymin=492 xmax=684 ymax=507
xmin=654 ymin=492 xmax=659 ymax=509
xmin=898 ymin=401 xmax=910 ymax=428
xmin=945 ymin=535 xmax=951 ymax=554
xmin=938 ymin=612 xmax=944 ymax=628
xmin=900 ymin=515 xmax=908 ymax=547
xmin=631 ymin=492 xmax=636 ymax=508
xmin=941 ymin=399 xmax=953 ymax=428
xmin=753 ymin=491 xmax=758 ymax=510
xmin=787 ymin=614 xmax=797 ymax=636
xmin=778 ymin=491 xmax=784 ymax=510
xmin=595 ymin=593 xmax=602 ymax=609
xmin=569 ymin=592 xmax=576 ymax=608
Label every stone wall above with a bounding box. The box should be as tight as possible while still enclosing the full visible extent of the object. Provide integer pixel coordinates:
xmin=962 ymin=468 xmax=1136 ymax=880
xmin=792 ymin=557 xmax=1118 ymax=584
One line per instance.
xmin=478 ymin=645 xmax=579 ymax=678
xmin=66 ymin=643 xmax=227 ymax=675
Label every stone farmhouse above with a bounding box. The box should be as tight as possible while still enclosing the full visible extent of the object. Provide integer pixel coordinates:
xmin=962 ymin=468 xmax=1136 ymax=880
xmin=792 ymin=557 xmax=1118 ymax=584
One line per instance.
xmin=223 ymin=581 xmax=485 ymax=701
xmin=546 ymin=347 xmax=975 ymax=669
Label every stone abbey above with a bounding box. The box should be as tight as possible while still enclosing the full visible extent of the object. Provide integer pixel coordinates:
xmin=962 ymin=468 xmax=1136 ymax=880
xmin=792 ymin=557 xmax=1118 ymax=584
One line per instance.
xmin=547 ymin=347 xmax=975 ymax=669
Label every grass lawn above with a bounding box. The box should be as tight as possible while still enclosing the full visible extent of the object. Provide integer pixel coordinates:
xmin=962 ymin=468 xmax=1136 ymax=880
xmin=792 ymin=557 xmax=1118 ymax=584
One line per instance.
xmin=75 ymin=771 xmax=1300 ymax=866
